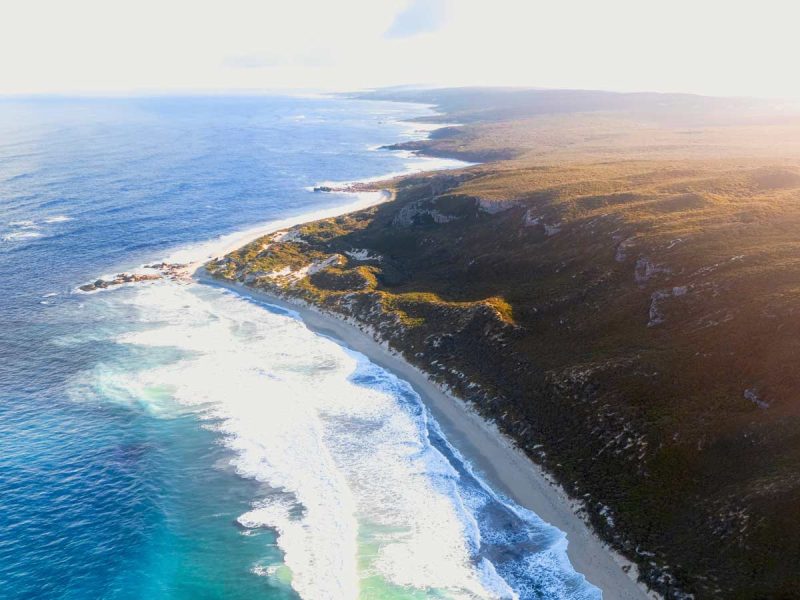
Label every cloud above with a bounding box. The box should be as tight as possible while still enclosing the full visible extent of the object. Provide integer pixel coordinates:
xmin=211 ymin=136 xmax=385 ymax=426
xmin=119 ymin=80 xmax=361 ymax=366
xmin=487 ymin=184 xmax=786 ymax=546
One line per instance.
xmin=222 ymin=50 xmax=335 ymax=69
xmin=3 ymin=0 xmax=800 ymax=97
xmin=384 ymin=0 xmax=447 ymax=39
xmin=223 ymin=54 xmax=282 ymax=69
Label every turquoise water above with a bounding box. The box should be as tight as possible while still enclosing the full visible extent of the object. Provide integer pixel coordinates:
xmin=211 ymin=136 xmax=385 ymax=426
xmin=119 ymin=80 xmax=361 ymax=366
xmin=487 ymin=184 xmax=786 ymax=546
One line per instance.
xmin=0 ymin=96 xmax=601 ymax=599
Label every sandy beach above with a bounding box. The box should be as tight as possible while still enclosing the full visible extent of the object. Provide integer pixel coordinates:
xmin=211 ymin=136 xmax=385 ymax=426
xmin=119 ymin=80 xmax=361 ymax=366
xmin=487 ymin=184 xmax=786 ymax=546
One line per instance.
xmin=196 ymin=269 xmax=657 ymax=600
xmin=186 ymin=100 xmax=656 ymax=599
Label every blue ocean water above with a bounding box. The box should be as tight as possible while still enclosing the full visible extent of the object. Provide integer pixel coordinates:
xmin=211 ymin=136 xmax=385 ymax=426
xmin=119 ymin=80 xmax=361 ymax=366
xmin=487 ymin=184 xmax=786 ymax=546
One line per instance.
xmin=0 ymin=96 xmax=601 ymax=599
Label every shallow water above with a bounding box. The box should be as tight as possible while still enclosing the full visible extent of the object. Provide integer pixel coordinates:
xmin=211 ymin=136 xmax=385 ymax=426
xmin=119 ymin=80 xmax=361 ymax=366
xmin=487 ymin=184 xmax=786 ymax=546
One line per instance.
xmin=0 ymin=95 xmax=600 ymax=599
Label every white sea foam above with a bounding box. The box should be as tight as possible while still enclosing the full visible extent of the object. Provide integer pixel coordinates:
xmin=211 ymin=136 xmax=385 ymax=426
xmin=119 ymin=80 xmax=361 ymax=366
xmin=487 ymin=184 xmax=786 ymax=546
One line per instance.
xmin=64 ymin=101 xmax=585 ymax=598
xmin=4 ymin=216 xmax=70 ymax=243
xmin=312 ymin=153 xmax=470 ymax=191
xmin=8 ymin=219 xmax=38 ymax=228
xmin=2 ymin=230 xmax=43 ymax=242
xmin=79 ymin=279 xmax=529 ymax=599
xmin=65 ymin=272 xmax=603 ymax=599
xmin=44 ymin=215 xmax=73 ymax=223
xmin=396 ymin=120 xmax=465 ymax=139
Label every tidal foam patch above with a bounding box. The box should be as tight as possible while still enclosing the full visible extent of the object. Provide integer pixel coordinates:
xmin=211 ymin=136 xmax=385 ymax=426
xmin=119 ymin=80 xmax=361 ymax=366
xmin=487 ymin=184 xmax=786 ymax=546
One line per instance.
xmin=71 ymin=278 xmax=600 ymax=600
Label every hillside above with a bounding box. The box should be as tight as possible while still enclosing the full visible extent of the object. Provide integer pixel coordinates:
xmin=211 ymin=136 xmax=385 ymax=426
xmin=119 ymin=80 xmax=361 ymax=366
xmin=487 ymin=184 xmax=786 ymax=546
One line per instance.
xmin=208 ymin=89 xmax=800 ymax=599
xmin=369 ymin=87 xmax=800 ymax=164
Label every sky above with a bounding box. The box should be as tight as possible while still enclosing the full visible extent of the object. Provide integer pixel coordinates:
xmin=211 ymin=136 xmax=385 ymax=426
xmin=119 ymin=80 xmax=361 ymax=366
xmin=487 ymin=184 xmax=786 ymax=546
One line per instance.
xmin=1 ymin=0 xmax=798 ymax=97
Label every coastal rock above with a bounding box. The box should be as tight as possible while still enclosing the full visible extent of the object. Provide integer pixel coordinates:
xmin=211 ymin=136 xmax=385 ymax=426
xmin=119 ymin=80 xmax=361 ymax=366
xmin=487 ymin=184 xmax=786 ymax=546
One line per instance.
xmin=144 ymin=262 xmax=190 ymax=279
xmin=79 ymin=273 xmax=161 ymax=292
xmin=313 ymin=182 xmax=381 ymax=194
xmin=79 ymin=262 xmax=189 ymax=292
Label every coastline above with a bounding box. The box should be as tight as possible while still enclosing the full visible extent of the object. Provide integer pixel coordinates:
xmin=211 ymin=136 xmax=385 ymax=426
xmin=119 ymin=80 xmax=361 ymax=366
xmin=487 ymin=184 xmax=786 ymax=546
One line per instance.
xmin=185 ymin=100 xmax=659 ymax=598
xmin=195 ymin=271 xmax=657 ymax=600
xmin=44 ymin=91 xmax=800 ymax=599
xmin=140 ymin=103 xmax=469 ymax=276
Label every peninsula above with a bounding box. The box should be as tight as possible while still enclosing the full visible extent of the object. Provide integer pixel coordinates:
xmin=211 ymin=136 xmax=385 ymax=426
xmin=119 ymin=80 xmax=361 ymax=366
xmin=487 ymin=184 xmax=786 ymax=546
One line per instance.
xmin=205 ymin=88 xmax=800 ymax=599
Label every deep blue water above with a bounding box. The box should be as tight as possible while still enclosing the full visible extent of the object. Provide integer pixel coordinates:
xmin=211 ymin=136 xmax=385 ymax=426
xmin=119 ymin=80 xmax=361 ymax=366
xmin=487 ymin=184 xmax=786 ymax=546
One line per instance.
xmin=0 ymin=95 xmax=442 ymax=599
xmin=0 ymin=96 xmax=600 ymax=599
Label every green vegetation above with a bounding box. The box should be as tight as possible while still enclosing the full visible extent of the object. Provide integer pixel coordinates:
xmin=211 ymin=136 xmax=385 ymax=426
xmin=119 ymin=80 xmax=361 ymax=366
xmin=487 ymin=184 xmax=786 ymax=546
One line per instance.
xmin=209 ymin=88 xmax=800 ymax=599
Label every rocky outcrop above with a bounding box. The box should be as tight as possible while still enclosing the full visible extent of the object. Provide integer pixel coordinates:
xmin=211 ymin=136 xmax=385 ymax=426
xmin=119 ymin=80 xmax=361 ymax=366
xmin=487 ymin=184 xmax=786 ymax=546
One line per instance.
xmin=79 ymin=273 xmax=160 ymax=292
xmin=78 ymin=262 xmax=188 ymax=292
xmin=313 ymin=181 xmax=384 ymax=193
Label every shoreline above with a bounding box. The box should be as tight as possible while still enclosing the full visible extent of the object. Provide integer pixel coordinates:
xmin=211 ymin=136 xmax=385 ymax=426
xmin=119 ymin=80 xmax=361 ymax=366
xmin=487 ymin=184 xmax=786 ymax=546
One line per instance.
xmin=78 ymin=101 xmax=470 ymax=286
xmin=195 ymin=271 xmax=656 ymax=600
xmin=187 ymin=99 xmax=656 ymax=598
xmin=169 ymin=125 xmax=470 ymax=272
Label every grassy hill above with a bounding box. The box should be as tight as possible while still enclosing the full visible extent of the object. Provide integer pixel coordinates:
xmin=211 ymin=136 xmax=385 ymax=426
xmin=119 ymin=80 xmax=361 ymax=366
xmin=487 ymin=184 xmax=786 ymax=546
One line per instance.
xmin=209 ymin=89 xmax=800 ymax=599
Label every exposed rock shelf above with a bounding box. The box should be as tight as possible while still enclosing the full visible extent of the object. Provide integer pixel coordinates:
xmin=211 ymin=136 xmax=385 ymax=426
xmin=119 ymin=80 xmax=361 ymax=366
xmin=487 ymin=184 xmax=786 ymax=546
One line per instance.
xmin=78 ymin=262 xmax=189 ymax=292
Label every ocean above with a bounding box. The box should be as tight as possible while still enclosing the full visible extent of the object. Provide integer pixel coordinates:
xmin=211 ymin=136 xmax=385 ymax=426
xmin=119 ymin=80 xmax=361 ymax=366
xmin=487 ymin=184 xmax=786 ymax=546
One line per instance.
xmin=0 ymin=95 xmax=601 ymax=599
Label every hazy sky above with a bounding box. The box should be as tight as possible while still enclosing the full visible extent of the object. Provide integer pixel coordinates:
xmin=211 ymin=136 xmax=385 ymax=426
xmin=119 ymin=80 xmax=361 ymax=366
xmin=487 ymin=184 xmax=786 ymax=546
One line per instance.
xmin=1 ymin=0 xmax=797 ymax=97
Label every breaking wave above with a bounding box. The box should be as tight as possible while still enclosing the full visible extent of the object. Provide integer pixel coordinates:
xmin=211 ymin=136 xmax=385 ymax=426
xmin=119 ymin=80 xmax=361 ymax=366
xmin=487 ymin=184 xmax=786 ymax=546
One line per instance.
xmin=69 ymin=275 xmax=601 ymax=600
